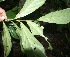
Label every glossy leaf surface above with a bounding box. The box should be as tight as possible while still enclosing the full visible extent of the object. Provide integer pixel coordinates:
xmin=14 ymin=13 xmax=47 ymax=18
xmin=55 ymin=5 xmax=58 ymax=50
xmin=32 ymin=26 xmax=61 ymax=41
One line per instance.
xmin=8 ymin=25 xmax=19 ymax=39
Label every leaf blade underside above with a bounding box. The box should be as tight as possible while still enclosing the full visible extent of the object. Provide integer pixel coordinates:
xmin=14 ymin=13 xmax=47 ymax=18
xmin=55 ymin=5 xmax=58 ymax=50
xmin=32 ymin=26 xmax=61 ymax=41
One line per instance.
xmin=2 ymin=22 xmax=12 ymax=57
xmin=20 ymin=22 xmax=46 ymax=57
xmin=15 ymin=0 xmax=46 ymax=19
xmin=38 ymin=8 xmax=70 ymax=24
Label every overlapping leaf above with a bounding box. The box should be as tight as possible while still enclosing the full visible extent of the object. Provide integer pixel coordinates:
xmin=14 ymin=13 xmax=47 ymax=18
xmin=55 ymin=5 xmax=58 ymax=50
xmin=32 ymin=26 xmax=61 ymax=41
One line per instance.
xmin=20 ymin=22 xmax=46 ymax=57
xmin=2 ymin=22 xmax=12 ymax=57
xmin=27 ymin=21 xmax=48 ymax=40
xmin=12 ymin=21 xmax=24 ymax=52
xmin=27 ymin=21 xmax=53 ymax=50
xmin=8 ymin=25 xmax=19 ymax=39
xmin=15 ymin=0 xmax=46 ymax=19
xmin=12 ymin=21 xmax=20 ymax=39
xmin=38 ymin=8 xmax=70 ymax=24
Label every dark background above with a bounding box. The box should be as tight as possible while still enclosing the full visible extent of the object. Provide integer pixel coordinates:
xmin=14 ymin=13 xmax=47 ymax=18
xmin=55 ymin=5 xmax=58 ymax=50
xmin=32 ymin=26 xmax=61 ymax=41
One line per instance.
xmin=0 ymin=0 xmax=70 ymax=57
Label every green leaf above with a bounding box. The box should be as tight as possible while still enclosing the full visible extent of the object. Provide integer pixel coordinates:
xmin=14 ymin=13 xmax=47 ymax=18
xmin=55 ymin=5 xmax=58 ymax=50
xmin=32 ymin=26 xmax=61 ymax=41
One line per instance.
xmin=6 ymin=10 xmax=16 ymax=19
xmin=15 ymin=0 xmax=46 ymax=19
xmin=12 ymin=6 xmax=18 ymax=12
xmin=11 ymin=21 xmax=25 ymax=52
xmin=27 ymin=21 xmax=48 ymax=41
xmin=27 ymin=21 xmax=53 ymax=50
xmin=27 ymin=21 xmax=46 ymax=38
xmin=11 ymin=21 xmax=21 ymax=39
xmin=2 ymin=22 xmax=12 ymax=57
xmin=8 ymin=25 xmax=19 ymax=39
xmin=0 ymin=0 xmax=5 ymax=2
xmin=38 ymin=8 xmax=70 ymax=24
xmin=20 ymin=22 xmax=46 ymax=57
